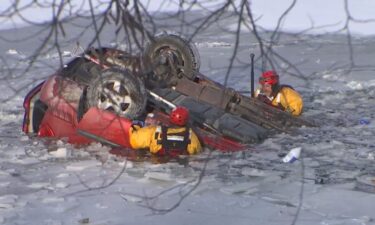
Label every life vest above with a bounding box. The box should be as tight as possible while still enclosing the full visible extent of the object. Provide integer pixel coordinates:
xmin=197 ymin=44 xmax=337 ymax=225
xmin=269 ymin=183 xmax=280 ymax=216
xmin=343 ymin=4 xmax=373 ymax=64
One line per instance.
xmin=155 ymin=126 xmax=191 ymax=155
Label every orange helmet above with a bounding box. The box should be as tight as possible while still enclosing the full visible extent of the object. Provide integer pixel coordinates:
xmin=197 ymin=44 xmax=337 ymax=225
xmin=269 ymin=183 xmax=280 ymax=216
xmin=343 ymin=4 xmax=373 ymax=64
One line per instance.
xmin=170 ymin=106 xmax=189 ymax=126
xmin=259 ymin=70 xmax=279 ymax=85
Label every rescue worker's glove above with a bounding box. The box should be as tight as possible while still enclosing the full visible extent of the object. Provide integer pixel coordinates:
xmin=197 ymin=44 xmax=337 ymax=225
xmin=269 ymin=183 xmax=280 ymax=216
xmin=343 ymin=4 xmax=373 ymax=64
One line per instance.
xmin=131 ymin=120 xmax=145 ymax=130
xmin=257 ymin=94 xmax=272 ymax=105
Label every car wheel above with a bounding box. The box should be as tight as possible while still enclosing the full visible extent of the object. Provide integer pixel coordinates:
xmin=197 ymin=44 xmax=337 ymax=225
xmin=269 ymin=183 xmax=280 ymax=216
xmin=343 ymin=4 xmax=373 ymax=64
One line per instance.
xmin=143 ymin=33 xmax=200 ymax=87
xmin=86 ymin=68 xmax=147 ymax=119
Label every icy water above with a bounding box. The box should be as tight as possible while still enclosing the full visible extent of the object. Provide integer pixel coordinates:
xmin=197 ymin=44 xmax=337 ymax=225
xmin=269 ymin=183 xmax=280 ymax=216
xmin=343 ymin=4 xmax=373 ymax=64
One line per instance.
xmin=1 ymin=17 xmax=375 ymax=225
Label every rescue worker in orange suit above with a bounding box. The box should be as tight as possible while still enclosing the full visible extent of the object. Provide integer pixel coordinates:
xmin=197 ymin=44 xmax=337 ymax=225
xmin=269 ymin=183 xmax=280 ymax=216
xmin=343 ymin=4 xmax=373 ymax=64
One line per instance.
xmin=254 ymin=70 xmax=303 ymax=116
xmin=129 ymin=106 xmax=202 ymax=155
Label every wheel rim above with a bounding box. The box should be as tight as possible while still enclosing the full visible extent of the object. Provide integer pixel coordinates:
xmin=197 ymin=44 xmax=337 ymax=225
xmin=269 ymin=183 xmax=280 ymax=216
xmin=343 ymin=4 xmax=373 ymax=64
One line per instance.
xmin=95 ymin=79 xmax=133 ymax=116
xmin=155 ymin=47 xmax=185 ymax=79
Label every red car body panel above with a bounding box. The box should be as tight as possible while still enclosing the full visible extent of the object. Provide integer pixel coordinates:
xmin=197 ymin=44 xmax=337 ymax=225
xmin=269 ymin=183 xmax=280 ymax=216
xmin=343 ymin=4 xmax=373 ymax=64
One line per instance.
xmin=34 ymin=75 xmax=90 ymax=144
xmin=77 ymin=107 xmax=132 ymax=148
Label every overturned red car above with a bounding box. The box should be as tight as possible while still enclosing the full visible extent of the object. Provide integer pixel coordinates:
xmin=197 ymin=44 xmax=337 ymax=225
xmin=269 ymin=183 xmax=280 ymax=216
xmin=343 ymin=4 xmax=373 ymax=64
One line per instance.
xmin=22 ymin=34 xmax=312 ymax=154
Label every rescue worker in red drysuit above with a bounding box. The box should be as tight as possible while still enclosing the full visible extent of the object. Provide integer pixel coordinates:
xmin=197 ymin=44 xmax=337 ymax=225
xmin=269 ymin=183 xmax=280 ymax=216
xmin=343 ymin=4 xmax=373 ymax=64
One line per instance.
xmin=129 ymin=106 xmax=201 ymax=155
xmin=255 ymin=70 xmax=303 ymax=116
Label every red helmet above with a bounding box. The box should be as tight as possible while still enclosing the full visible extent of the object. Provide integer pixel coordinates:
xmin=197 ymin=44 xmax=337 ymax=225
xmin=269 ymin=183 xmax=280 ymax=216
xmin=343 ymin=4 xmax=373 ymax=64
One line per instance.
xmin=170 ymin=106 xmax=189 ymax=126
xmin=259 ymin=70 xmax=279 ymax=85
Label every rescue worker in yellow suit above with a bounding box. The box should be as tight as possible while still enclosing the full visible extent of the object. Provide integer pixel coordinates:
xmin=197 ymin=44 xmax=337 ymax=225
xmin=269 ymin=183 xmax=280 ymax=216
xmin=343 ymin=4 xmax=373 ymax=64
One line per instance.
xmin=129 ymin=106 xmax=202 ymax=155
xmin=254 ymin=70 xmax=303 ymax=116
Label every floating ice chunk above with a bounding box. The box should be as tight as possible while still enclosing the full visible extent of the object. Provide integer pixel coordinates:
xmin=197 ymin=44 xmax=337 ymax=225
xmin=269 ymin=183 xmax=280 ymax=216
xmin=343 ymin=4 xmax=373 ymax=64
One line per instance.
xmin=20 ymin=135 xmax=29 ymax=141
xmin=42 ymin=197 xmax=65 ymax=203
xmin=56 ymin=173 xmax=70 ymax=178
xmin=78 ymin=218 xmax=90 ymax=224
xmin=261 ymin=196 xmax=296 ymax=207
xmin=27 ymin=182 xmax=52 ymax=189
xmin=0 ymin=195 xmax=18 ymax=209
xmin=220 ymin=182 xmax=259 ymax=195
xmin=241 ymin=168 xmax=267 ymax=177
xmin=355 ymin=175 xmax=375 ymax=193
xmin=118 ymin=160 xmax=133 ymax=169
xmin=346 ymin=81 xmax=363 ymax=90
xmin=6 ymin=49 xmax=18 ymax=55
xmin=355 ymin=216 xmax=373 ymax=224
xmin=49 ymin=147 xmax=70 ymax=158
xmin=95 ymin=203 xmax=108 ymax=209
xmin=322 ymin=73 xmax=339 ymax=81
xmin=66 ymin=161 xmax=101 ymax=171
xmin=120 ymin=194 xmax=143 ymax=203
xmin=62 ymin=51 xmax=71 ymax=57
xmin=368 ymin=153 xmax=375 ymax=160
xmin=0 ymin=170 xmax=9 ymax=177
xmin=343 ymin=102 xmax=356 ymax=110
xmin=12 ymin=157 xmax=41 ymax=165
xmin=0 ymin=182 xmax=10 ymax=187
xmin=144 ymin=171 xmax=174 ymax=182
xmin=0 ymin=203 xmax=13 ymax=209
xmin=196 ymin=41 xmax=232 ymax=47
xmin=55 ymin=182 xmax=69 ymax=189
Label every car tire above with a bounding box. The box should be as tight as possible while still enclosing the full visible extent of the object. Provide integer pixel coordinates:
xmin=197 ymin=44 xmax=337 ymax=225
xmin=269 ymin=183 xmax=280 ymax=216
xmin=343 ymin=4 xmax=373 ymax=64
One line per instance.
xmin=143 ymin=33 xmax=200 ymax=86
xmin=86 ymin=68 xmax=147 ymax=119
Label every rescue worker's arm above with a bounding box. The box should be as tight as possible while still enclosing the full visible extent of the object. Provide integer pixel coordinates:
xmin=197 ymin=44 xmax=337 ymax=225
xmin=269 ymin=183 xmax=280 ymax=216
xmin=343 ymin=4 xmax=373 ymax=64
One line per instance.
xmin=254 ymin=88 xmax=260 ymax=98
xmin=254 ymin=88 xmax=274 ymax=105
xmin=129 ymin=126 xmax=157 ymax=150
xmin=187 ymin=130 xmax=202 ymax=155
xmin=279 ymin=88 xmax=303 ymax=116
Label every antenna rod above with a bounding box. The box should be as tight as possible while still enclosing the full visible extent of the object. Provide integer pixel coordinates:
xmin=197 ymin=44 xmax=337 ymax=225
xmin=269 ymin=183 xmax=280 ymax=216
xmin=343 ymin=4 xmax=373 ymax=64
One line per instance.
xmin=250 ymin=53 xmax=255 ymax=98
